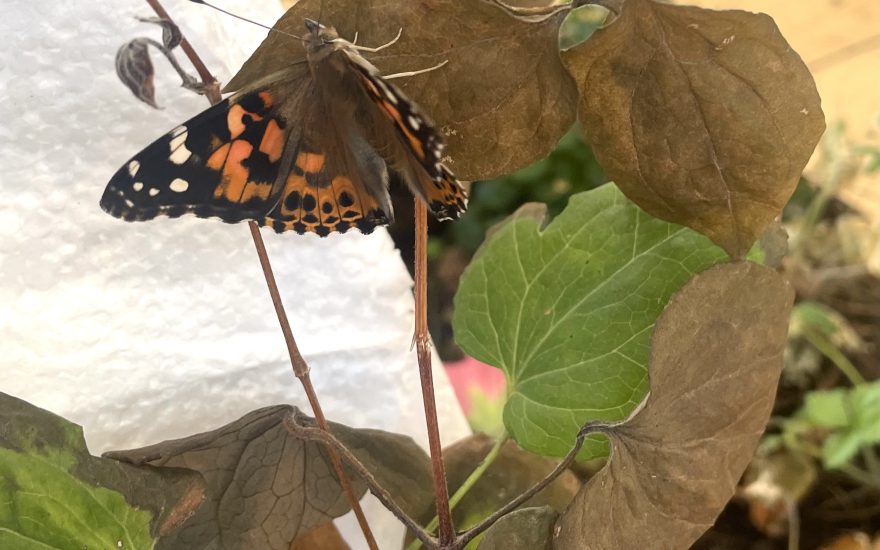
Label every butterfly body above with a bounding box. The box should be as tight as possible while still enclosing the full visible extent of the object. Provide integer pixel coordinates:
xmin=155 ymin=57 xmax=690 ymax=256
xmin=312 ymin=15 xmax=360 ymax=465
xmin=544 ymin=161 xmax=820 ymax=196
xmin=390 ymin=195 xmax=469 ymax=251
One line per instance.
xmin=101 ymin=20 xmax=467 ymax=236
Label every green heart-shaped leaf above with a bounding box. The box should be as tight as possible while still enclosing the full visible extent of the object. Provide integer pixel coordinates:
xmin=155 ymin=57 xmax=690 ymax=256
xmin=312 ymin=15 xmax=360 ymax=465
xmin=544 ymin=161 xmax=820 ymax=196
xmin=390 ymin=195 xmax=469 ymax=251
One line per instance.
xmin=453 ymin=183 xmax=727 ymax=458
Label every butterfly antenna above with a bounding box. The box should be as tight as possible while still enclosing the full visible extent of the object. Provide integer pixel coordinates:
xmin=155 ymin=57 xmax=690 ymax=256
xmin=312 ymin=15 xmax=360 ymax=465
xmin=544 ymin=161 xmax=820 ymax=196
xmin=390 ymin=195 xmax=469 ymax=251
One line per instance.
xmin=188 ymin=0 xmax=304 ymax=41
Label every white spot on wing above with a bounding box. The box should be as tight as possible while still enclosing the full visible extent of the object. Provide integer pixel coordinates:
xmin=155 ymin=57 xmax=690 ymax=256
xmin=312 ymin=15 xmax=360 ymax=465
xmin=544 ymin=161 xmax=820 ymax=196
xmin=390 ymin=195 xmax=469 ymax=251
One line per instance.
xmin=132 ymin=182 xmax=144 ymax=192
xmin=407 ymin=115 xmax=421 ymax=130
xmin=168 ymin=129 xmax=192 ymax=165
xmin=375 ymin=78 xmax=398 ymax=104
xmin=149 ymin=188 xmax=160 ymax=197
xmin=127 ymin=160 xmax=140 ymax=177
xmin=169 ymin=178 xmax=189 ymax=193
xmin=124 ymin=199 xmax=134 ymax=207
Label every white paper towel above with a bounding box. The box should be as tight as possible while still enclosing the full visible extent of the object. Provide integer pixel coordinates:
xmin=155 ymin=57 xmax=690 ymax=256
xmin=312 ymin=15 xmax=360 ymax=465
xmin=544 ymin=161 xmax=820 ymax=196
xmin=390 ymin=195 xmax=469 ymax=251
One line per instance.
xmin=0 ymin=1 xmax=470 ymax=547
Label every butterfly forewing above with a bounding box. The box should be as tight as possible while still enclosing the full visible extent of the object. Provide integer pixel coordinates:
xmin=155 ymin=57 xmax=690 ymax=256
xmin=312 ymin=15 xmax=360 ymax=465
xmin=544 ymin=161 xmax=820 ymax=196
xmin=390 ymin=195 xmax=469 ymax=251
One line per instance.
xmin=342 ymin=51 xmax=468 ymax=221
xmin=101 ymin=65 xmax=311 ymax=225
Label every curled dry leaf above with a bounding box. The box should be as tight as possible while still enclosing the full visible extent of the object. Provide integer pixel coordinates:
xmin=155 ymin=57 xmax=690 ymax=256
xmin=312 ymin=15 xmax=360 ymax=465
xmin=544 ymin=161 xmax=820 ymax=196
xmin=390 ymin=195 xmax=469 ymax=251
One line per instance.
xmin=116 ymin=38 xmax=158 ymax=109
xmin=105 ymin=406 xmax=432 ymax=550
xmin=224 ymin=0 xmax=577 ymax=181
xmin=553 ymin=261 xmax=794 ymax=549
xmin=563 ymin=0 xmax=825 ymax=258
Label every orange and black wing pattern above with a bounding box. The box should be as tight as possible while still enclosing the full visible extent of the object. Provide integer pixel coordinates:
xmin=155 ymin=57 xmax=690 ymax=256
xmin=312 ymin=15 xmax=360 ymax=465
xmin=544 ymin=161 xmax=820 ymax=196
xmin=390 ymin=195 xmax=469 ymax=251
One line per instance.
xmin=260 ymin=145 xmax=392 ymax=237
xmin=101 ymin=73 xmax=393 ymax=237
xmin=348 ymin=59 xmax=468 ymax=221
xmin=101 ymin=85 xmax=293 ymax=225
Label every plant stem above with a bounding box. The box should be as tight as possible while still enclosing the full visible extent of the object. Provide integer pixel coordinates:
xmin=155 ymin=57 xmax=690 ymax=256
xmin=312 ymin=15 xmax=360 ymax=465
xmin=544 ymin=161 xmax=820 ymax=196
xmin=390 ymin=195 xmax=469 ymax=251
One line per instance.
xmin=406 ymin=432 xmax=510 ymax=550
xmin=414 ymin=199 xmax=455 ymax=546
xmin=786 ymin=498 xmax=800 ymax=550
xmin=247 ymin=223 xmax=378 ymax=549
xmin=141 ymin=1 xmax=376 ymax=546
xmin=456 ymin=421 xmax=601 ymax=547
xmin=803 ymin=329 xmax=866 ymax=385
xmin=285 ymin=416 xmax=438 ymax=548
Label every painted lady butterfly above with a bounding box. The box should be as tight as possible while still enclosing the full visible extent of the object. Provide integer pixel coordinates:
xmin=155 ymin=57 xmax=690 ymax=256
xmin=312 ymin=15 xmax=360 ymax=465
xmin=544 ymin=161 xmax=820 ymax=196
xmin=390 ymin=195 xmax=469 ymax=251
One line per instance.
xmin=101 ymin=19 xmax=468 ymax=236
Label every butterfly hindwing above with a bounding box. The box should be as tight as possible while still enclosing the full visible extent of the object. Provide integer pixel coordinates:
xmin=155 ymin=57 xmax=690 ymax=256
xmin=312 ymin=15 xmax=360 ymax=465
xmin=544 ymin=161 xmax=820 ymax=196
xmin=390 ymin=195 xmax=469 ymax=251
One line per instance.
xmin=261 ymin=139 xmax=393 ymax=236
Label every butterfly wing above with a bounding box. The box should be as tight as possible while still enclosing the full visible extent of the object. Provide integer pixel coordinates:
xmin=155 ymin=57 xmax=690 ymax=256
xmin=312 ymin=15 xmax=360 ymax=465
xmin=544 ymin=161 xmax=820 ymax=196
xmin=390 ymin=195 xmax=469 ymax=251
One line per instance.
xmin=102 ymin=60 xmax=395 ymax=237
xmin=101 ymin=65 xmax=311 ymax=225
xmin=260 ymin=115 xmax=394 ymax=236
xmin=340 ymin=49 xmax=468 ymax=221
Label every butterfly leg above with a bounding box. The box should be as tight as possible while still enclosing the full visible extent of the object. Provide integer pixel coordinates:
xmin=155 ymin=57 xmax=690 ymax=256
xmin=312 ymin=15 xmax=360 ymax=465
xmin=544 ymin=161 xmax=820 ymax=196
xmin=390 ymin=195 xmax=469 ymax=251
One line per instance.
xmin=350 ymin=27 xmax=403 ymax=52
xmin=384 ymin=60 xmax=449 ymax=80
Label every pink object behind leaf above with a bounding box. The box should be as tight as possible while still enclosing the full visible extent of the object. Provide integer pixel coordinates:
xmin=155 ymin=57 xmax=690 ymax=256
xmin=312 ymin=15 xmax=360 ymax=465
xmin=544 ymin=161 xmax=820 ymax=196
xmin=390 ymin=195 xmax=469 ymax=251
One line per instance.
xmin=444 ymin=357 xmax=506 ymax=414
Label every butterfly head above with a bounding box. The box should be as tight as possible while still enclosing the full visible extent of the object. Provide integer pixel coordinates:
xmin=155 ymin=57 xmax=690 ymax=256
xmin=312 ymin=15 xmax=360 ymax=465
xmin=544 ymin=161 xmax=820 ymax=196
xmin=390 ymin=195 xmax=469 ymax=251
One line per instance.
xmin=303 ymin=19 xmax=340 ymax=51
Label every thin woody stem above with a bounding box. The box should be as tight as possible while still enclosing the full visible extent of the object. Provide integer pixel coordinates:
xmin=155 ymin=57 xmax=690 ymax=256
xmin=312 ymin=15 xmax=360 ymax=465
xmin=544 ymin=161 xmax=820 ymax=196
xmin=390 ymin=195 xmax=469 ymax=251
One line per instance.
xmin=141 ymin=1 xmax=377 ymax=547
xmin=406 ymin=432 xmax=509 ymax=550
xmin=414 ymin=200 xmax=455 ymax=546
xmin=285 ymin=416 xmax=438 ymax=548
xmin=246 ymin=223 xmax=378 ymax=550
xmin=456 ymin=422 xmax=608 ymax=546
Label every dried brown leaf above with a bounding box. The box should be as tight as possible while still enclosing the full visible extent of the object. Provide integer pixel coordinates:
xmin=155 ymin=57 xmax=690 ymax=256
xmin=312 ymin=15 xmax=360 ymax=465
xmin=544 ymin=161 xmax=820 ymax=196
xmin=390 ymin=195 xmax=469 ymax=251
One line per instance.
xmin=478 ymin=506 xmax=558 ymax=550
xmin=225 ymin=0 xmax=577 ymax=180
xmin=563 ymin=0 xmax=825 ymax=258
xmin=289 ymin=522 xmax=350 ymax=550
xmin=106 ymin=406 xmax=431 ymax=550
xmin=442 ymin=435 xmax=580 ymax=519
xmin=553 ymin=261 xmax=794 ymax=549
xmin=407 ymin=434 xmax=579 ymax=546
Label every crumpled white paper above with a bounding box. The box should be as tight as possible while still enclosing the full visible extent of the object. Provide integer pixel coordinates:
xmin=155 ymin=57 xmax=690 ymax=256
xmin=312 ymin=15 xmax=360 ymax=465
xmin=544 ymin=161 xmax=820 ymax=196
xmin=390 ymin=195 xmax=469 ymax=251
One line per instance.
xmin=0 ymin=1 xmax=470 ymax=547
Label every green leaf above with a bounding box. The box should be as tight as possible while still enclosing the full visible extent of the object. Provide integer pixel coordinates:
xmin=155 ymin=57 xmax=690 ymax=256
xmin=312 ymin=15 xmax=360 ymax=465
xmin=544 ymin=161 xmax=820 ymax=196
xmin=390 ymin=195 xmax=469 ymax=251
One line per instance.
xmin=453 ymin=183 xmax=727 ymax=458
xmin=800 ymin=387 xmax=850 ymax=429
xmin=791 ymin=301 xmax=844 ymax=339
xmin=802 ymin=381 xmax=880 ymax=469
xmin=822 ymin=432 xmax=863 ymax=469
xmin=0 ymin=393 xmax=203 ymax=550
xmin=850 ymin=383 xmax=880 ymax=444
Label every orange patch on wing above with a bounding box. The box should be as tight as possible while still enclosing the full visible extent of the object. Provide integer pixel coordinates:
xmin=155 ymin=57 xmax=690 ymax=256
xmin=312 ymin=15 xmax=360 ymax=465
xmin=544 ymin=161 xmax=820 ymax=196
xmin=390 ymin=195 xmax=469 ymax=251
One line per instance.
xmin=207 ymin=143 xmax=231 ymax=171
xmin=279 ymin=174 xmax=307 ymax=218
xmin=359 ymin=74 xmax=381 ymax=98
xmin=227 ymin=104 xmax=264 ymax=139
xmin=259 ymin=119 xmax=284 ymax=163
xmin=380 ymin=100 xmax=425 ymax=160
xmin=241 ymin=181 xmax=272 ymax=202
xmin=295 ymin=152 xmax=326 ymax=174
xmin=258 ymin=91 xmax=274 ymax=108
xmin=212 ymin=140 xmax=253 ymax=201
xmin=415 ymin=168 xmax=467 ymax=219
